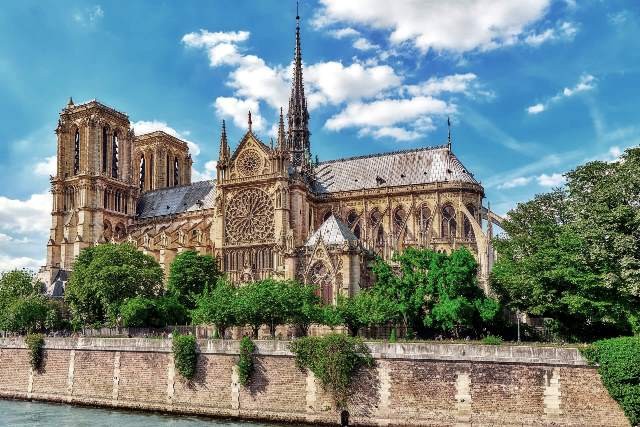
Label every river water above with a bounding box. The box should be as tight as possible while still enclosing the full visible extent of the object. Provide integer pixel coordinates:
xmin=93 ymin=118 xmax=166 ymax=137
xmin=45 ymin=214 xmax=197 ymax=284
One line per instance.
xmin=0 ymin=399 xmax=298 ymax=427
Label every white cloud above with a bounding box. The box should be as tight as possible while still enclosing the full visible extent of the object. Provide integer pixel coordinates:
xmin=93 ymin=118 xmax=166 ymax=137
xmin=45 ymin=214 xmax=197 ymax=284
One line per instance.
xmin=214 ymin=97 xmax=265 ymax=131
xmin=536 ymin=173 xmax=565 ymax=187
xmin=497 ymin=176 xmax=533 ymax=189
xmin=325 ymin=96 xmax=451 ymax=131
xmin=527 ymin=74 xmax=596 ymax=115
xmin=131 ymin=120 xmax=201 ymax=157
xmin=314 ymin=0 xmax=551 ymax=53
xmin=329 ymin=27 xmax=360 ymax=39
xmin=73 ymin=5 xmax=104 ymax=26
xmin=524 ymin=28 xmax=555 ymax=46
xmin=0 ymin=233 xmax=12 ymax=242
xmin=34 ymin=156 xmax=56 ymax=176
xmin=358 ymin=126 xmax=422 ymax=141
xmin=0 ymin=255 xmax=45 ymax=272
xmin=527 ymin=103 xmax=545 ymax=114
xmin=353 ymin=37 xmax=379 ymax=51
xmin=524 ymin=21 xmax=577 ymax=46
xmin=406 ymin=73 xmax=478 ymax=97
xmin=192 ymin=160 xmax=218 ymax=182
xmin=0 ymin=192 xmax=51 ymax=235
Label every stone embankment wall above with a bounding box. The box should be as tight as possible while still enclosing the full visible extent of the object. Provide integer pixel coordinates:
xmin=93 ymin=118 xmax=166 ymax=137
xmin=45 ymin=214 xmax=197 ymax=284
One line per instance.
xmin=0 ymin=338 xmax=628 ymax=426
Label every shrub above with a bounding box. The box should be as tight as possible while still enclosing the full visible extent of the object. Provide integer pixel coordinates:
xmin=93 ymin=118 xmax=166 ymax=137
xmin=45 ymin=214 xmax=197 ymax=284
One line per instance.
xmin=582 ymin=336 xmax=640 ymax=425
xmin=289 ymin=334 xmax=373 ymax=408
xmin=25 ymin=333 xmax=45 ymax=371
xmin=237 ymin=336 xmax=256 ymax=387
xmin=172 ymin=334 xmax=197 ymax=379
xmin=482 ymin=335 xmax=503 ymax=345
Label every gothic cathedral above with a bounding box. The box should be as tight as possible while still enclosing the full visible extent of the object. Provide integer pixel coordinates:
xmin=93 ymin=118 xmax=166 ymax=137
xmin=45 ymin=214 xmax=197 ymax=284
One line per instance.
xmin=40 ymin=14 xmax=502 ymax=301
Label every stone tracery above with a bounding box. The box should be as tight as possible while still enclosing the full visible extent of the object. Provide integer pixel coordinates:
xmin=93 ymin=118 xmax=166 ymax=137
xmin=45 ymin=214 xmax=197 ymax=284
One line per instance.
xmin=225 ymin=188 xmax=275 ymax=245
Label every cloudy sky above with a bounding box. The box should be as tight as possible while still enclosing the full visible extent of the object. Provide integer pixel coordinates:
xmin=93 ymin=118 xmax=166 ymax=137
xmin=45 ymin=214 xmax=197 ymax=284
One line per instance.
xmin=0 ymin=0 xmax=638 ymax=271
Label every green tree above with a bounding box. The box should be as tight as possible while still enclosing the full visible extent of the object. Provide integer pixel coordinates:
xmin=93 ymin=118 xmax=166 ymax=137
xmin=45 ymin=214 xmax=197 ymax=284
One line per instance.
xmin=282 ymin=281 xmax=322 ymax=336
xmin=120 ymin=295 xmax=187 ymax=328
xmin=167 ymin=250 xmax=221 ymax=310
xmin=65 ymin=243 xmax=164 ymax=326
xmin=491 ymin=148 xmax=640 ymax=341
xmin=0 ymin=270 xmax=52 ymax=334
xmin=192 ymin=280 xmax=238 ymax=337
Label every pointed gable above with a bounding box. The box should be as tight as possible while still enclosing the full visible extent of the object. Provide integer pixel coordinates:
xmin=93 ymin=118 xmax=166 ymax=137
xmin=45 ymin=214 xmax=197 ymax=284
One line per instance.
xmin=305 ymin=215 xmax=358 ymax=247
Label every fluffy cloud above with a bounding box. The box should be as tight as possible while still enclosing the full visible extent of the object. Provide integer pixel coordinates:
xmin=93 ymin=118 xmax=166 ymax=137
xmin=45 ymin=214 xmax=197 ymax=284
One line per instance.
xmin=353 ymin=38 xmax=379 ymax=51
xmin=329 ymin=27 xmax=360 ymax=39
xmin=131 ymin=120 xmax=201 ymax=156
xmin=497 ymin=176 xmax=533 ymax=189
xmin=527 ymin=74 xmax=596 ymax=115
xmin=313 ymin=0 xmax=551 ymax=53
xmin=525 ymin=21 xmax=577 ymax=46
xmin=0 ymin=192 xmax=51 ymax=235
xmin=325 ymin=96 xmax=451 ymax=131
xmin=536 ymin=173 xmax=565 ymax=187
xmin=192 ymin=160 xmax=218 ymax=182
xmin=214 ymin=97 xmax=265 ymax=131
xmin=0 ymin=255 xmax=45 ymax=272
xmin=405 ymin=73 xmax=478 ymax=97
xmin=34 ymin=156 xmax=56 ymax=176
xmin=358 ymin=126 xmax=422 ymax=141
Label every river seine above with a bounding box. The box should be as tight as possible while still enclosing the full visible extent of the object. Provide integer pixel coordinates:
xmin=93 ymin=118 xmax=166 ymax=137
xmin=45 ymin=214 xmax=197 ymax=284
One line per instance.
xmin=0 ymin=399 xmax=296 ymax=426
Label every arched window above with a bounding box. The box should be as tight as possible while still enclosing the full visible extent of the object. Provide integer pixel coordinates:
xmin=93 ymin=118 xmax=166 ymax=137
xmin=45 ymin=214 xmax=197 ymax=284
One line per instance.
xmin=370 ymin=209 xmax=382 ymax=228
xmin=309 ymin=262 xmax=333 ymax=305
xmin=139 ymin=155 xmax=146 ymax=190
xmin=464 ymin=204 xmax=477 ymax=240
xmin=149 ymin=154 xmax=154 ymax=189
xmin=111 ymin=131 xmax=119 ymax=178
xmin=102 ymin=127 xmax=108 ymax=173
xmin=347 ymin=210 xmax=361 ymax=239
xmin=393 ymin=206 xmax=406 ymax=230
xmin=166 ymin=154 xmax=170 ymax=187
xmin=73 ymin=130 xmax=80 ymax=175
xmin=376 ymin=225 xmax=385 ymax=247
xmin=441 ymin=204 xmax=457 ymax=239
xmin=174 ymin=158 xmax=179 ymax=186
xmin=419 ymin=205 xmax=432 ymax=232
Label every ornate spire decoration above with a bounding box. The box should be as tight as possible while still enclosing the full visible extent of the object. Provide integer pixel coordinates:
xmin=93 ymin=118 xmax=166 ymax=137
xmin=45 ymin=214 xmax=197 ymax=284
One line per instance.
xmin=287 ymin=1 xmax=311 ymax=170
xmin=248 ymin=110 xmax=253 ymax=132
xmin=219 ymin=120 xmax=230 ymax=166
xmin=277 ymin=107 xmax=287 ymax=152
xmin=447 ymin=116 xmax=452 ymax=150
xmin=67 ymin=96 xmax=74 ymax=107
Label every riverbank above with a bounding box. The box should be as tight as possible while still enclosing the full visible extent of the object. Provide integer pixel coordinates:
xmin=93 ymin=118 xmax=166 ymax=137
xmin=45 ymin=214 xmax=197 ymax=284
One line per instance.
xmin=0 ymin=337 xmax=628 ymax=426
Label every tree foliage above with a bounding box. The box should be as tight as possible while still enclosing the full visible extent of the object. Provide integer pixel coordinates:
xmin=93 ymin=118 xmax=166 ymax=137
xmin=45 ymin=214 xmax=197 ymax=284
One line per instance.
xmin=167 ymin=250 xmax=221 ymax=310
xmin=491 ymin=147 xmax=640 ymax=341
xmin=172 ymin=333 xmax=197 ymax=379
xmin=65 ymin=243 xmax=164 ymax=326
xmin=237 ymin=336 xmax=255 ymax=386
xmin=25 ymin=333 xmax=45 ymax=371
xmin=192 ymin=280 xmax=239 ymax=337
xmin=0 ymin=270 xmax=57 ymax=334
xmin=119 ymin=295 xmax=188 ymax=327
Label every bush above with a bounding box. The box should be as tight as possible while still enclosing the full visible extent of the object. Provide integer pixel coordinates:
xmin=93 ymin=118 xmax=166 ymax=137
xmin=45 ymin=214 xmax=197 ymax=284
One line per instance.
xmin=172 ymin=334 xmax=197 ymax=379
xmin=120 ymin=296 xmax=187 ymax=327
xmin=25 ymin=333 xmax=45 ymax=371
xmin=582 ymin=336 xmax=640 ymax=425
xmin=237 ymin=336 xmax=255 ymax=387
xmin=289 ymin=334 xmax=373 ymax=408
xmin=482 ymin=335 xmax=503 ymax=345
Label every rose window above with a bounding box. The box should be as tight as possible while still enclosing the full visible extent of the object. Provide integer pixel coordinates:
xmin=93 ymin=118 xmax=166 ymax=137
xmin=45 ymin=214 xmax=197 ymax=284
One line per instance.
xmin=236 ymin=149 xmax=262 ymax=176
xmin=225 ymin=188 xmax=274 ymax=244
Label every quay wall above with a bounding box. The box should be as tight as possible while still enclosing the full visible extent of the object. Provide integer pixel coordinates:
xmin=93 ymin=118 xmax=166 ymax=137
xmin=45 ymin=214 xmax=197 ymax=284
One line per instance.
xmin=0 ymin=338 xmax=628 ymax=426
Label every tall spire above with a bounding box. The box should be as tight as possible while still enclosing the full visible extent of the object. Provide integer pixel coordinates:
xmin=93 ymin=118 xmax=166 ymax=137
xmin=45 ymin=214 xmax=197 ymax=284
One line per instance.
xmin=277 ymin=107 xmax=287 ymax=152
xmin=248 ymin=110 xmax=253 ymax=132
xmin=287 ymin=1 xmax=311 ymax=170
xmin=447 ymin=116 xmax=452 ymax=150
xmin=219 ymin=120 xmax=230 ymax=166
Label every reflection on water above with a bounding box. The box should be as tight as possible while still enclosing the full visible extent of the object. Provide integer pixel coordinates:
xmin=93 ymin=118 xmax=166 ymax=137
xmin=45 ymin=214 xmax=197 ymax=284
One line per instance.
xmin=0 ymin=399 xmax=297 ymax=427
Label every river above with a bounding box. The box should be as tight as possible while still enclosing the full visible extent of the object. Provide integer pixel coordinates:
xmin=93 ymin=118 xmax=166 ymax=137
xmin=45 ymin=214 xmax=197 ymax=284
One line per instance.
xmin=0 ymin=399 xmax=299 ymax=426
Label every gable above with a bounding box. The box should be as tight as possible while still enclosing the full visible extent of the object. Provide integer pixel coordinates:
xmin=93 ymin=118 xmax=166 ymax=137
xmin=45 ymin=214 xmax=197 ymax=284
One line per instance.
xmin=229 ymin=131 xmax=272 ymax=179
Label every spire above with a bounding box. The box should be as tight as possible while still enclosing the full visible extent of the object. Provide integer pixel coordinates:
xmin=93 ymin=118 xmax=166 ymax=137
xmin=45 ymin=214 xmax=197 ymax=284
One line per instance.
xmin=219 ymin=120 xmax=230 ymax=166
xmin=248 ymin=110 xmax=253 ymax=132
xmin=277 ymin=107 xmax=287 ymax=152
xmin=287 ymin=1 xmax=311 ymax=170
xmin=67 ymin=96 xmax=74 ymax=107
xmin=447 ymin=116 xmax=452 ymax=150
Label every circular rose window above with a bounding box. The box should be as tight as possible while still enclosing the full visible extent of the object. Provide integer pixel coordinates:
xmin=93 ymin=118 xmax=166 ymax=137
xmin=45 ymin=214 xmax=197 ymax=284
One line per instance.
xmin=236 ymin=149 xmax=262 ymax=176
xmin=225 ymin=188 xmax=274 ymax=244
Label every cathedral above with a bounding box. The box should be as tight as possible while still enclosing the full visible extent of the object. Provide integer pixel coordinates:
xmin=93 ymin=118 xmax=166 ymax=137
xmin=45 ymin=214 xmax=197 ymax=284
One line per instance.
xmin=40 ymin=13 xmax=503 ymax=300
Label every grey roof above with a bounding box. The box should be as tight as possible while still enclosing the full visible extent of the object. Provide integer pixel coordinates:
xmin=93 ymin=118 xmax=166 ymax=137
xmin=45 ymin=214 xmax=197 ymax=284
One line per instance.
xmin=305 ymin=215 xmax=358 ymax=247
xmin=312 ymin=146 xmax=478 ymax=194
xmin=137 ymin=180 xmax=216 ymax=220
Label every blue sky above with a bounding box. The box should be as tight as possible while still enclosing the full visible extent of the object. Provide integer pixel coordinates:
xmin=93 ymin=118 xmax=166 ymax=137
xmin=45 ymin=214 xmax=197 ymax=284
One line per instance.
xmin=0 ymin=0 xmax=639 ymax=271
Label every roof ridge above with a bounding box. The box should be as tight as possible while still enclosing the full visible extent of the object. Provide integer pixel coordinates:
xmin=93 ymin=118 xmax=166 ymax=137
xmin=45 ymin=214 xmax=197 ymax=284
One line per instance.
xmin=140 ymin=180 xmax=215 ymax=196
xmin=317 ymin=144 xmax=449 ymax=165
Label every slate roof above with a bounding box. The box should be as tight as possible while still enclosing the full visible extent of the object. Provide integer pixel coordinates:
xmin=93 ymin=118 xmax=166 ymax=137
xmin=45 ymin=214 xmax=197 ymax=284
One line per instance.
xmin=305 ymin=215 xmax=359 ymax=247
xmin=136 ymin=180 xmax=216 ymax=220
xmin=312 ymin=146 xmax=478 ymax=194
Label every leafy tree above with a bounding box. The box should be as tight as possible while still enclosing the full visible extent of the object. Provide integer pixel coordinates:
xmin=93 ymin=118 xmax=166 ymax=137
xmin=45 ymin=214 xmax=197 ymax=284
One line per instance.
xmin=492 ymin=148 xmax=640 ymax=341
xmin=0 ymin=270 xmax=52 ymax=334
xmin=0 ymin=270 xmax=43 ymax=303
xmin=334 ymin=291 xmax=400 ymax=336
xmin=282 ymin=281 xmax=322 ymax=336
xmin=192 ymin=280 xmax=239 ymax=337
xmin=335 ymin=295 xmax=365 ymax=337
xmin=119 ymin=295 xmax=187 ymax=328
xmin=65 ymin=243 xmax=164 ymax=326
xmin=321 ymin=305 xmax=344 ymax=330
xmin=167 ymin=250 xmax=221 ymax=310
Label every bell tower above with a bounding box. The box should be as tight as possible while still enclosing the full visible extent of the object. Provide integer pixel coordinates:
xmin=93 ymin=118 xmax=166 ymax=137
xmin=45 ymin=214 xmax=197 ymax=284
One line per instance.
xmin=42 ymin=98 xmax=138 ymax=292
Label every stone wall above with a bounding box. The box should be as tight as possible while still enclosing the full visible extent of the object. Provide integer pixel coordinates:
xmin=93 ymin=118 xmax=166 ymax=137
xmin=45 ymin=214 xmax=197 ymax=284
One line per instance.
xmin=0 ymin=338 xmax=628 ymax=426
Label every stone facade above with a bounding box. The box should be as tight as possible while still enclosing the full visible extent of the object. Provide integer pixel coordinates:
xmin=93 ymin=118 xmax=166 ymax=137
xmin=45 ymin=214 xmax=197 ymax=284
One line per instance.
xmin=0 ymin=338 xmax=628 ymax=426
xmin=39 ymin=14 xmax=503 ymax=297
